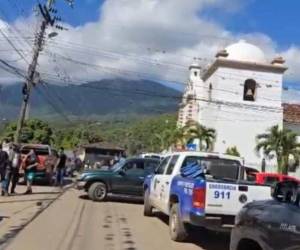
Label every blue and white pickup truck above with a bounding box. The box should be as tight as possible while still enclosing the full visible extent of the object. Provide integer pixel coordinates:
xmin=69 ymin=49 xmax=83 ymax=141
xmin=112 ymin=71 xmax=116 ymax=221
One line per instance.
xmin=143 ymin=151 xmax=272 ymax=242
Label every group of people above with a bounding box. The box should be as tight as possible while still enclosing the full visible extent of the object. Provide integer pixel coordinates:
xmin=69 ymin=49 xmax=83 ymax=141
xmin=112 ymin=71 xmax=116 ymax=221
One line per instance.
xmin=0 ymin=142 xmax=67 ymax=196
xmin=0 ymin=144 xmax=20 ymax=196
xmin=85 ymin=153 xmax=126 ymax=170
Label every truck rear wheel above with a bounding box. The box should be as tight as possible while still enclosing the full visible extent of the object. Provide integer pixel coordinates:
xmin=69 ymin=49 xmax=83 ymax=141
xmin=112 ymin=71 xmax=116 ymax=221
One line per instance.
xmin=169 ymin=204 xmax=188 ymax=242
xmin=88 ymin=182 xmax=107 ymax=202
xmin=144 ymin=189 xmax=153 ymax=216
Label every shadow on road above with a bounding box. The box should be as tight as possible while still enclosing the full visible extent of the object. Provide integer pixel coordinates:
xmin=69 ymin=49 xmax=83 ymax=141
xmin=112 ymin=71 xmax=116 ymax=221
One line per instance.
xmin=154 ymin=211 xmax=231 ymax=250
xmin=0 ymin=225 xmax=24 ymax=248
xmin=0 ymin=198 xmax=56 ymax=204
xmin=78 ymin=194 xmax=143 ymax=204
xmin=18 ymin=178 xmax=73 ymax=187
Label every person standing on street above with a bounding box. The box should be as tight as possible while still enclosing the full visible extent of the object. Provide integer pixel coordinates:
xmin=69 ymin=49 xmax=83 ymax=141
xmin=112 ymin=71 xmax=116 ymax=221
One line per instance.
xmin=55 ymin=147 xmax=67 ymax=188
xmin=22 ymin=149 xmax=38 ymax=194
xmin=8 ymin=145 xmax=21 ymax=194
xmin=0 ymin=144 xmax=9 ymax=196
xmin=5 ymin=144 xmax=14 ymax=195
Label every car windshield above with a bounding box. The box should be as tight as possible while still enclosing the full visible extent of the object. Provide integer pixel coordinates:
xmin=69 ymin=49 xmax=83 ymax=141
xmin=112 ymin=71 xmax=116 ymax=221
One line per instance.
xmin=21 ymin=148 xmax=50 ymax=156
xmin=274 ymin=182 xmax=300 ymax=207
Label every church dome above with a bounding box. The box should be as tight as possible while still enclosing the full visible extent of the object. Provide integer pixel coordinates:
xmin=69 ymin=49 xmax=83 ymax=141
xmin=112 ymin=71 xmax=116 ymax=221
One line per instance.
xmin=222 ymin=40 xmax=266 ymax=64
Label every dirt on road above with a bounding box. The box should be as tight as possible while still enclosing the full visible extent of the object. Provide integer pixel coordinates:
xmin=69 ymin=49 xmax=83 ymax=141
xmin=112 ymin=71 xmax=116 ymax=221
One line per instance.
xmin=0 ymin=185 xmax=63 ymax=250
xmin=6 ymin=189 xmax=230 ymax=250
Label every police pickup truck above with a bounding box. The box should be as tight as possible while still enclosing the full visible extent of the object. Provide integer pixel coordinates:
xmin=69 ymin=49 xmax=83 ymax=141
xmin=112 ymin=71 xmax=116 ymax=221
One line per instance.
xmin=143 ymin=151 xmax=272 ymax=242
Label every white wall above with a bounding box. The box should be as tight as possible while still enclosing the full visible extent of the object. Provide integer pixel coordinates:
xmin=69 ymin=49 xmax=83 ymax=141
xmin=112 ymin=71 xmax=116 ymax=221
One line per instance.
xmin=209 ymin=67 xmax=283 ymax=108
xmin=196 ymin=65 xmax=283 ymax=169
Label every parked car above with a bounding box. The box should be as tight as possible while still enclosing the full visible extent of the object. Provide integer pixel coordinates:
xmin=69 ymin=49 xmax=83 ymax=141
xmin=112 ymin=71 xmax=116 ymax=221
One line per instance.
xmin=77 ymin=158 xmax=160 ymax=201
xmin=230 ymin=181 xmax=300 ymax=250
xmin=144 ymin=151 xmax=272 ymax=242
xmin=20 ymin=144 xmax=58 ymax=184
xmin=247 ymin=172 xmax=300 ymax=185
xmin=139 ymin=153 xmax=163 ymax=161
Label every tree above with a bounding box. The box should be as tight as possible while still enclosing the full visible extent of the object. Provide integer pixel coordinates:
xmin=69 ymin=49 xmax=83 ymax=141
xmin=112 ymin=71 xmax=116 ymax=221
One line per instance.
xmin=183 ymin=121 xmax=216 ymax=151
xmin=53 ymin=127 xmax=103 ymax=149
xmin=166 ymin=127 xmax=186 ymax=150
xmin=256 ymin=125 xmax=300 ymax=174
xmin=1 ymin=119 xmax=53 ymax=144
xmin=226 ymin=146 xmax=240 ymax=157
xmin=125 ymin=114 xmax=177 ymax=154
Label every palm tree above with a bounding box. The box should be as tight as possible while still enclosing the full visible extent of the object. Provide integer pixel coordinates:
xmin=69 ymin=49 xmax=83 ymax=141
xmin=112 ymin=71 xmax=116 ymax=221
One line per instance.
xmin=168 ymin=127 xmax=187 ymax=150
xmin=183 ymin=121 xmax=216 ymax=151
xmin=256 ymin=125 xmax=300 ymax=174
xmin=154 ymin=133 xmax=165 ymax=151
xmin=226 ymin=146 xmax=240 ymax=157
xmin=153 ymin=128 xmax=185 ymax=151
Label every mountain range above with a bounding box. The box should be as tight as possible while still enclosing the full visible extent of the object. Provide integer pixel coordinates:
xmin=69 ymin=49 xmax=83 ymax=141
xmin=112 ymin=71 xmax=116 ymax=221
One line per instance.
xmin=0 ymin=79 xmax=181 ymax=120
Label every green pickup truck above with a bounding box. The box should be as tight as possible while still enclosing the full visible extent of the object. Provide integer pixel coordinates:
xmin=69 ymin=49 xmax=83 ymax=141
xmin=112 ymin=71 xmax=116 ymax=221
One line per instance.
xmin=77 ymin=158 xmax=160 ymax=201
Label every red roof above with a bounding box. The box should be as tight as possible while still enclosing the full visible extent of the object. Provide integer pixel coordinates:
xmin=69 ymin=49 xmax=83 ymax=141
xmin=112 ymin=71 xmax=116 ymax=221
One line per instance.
xmin=283 ymin=103 xmax=300 ymax=124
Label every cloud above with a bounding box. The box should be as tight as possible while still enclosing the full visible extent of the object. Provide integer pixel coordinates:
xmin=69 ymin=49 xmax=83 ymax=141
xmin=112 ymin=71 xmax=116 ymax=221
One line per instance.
xmin=282 ymin=46 xmax=300 ymax=82
xmin=0 ymin=0 xmax=299 ymax=96
xmin=283 ymin=88 xmax=300 ymax=104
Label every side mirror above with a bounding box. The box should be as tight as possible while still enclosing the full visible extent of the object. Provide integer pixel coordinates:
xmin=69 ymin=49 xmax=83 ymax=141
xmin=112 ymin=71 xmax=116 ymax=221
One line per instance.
xmin=154 ymin=167 xmax=160 ymax=175
xmin=118 ymin=169 xmax=126 ymax=176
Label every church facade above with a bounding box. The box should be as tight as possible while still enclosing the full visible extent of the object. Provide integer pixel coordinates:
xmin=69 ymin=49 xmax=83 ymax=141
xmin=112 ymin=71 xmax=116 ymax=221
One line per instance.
xmin=178 ymin=40 xmax=287 ymax=169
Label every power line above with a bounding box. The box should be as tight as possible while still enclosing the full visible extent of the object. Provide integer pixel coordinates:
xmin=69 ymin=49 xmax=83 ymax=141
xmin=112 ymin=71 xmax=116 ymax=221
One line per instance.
xmin=0 ymin=6 xmax=34 ymax=55
xmin=45 ymin=42 xmax=188 ymax=71
xmin=42 ymin=49 xmax=284 ymax=102
xmin=0 ymin=59 xmax=27 ymax=80
xmin=12 ymin=0 xmax=76 ymax=142
xmin=0 ymin=58 xmax=72 ymax=123
xmin=35 ymin=85 xmax=71 ymax=123
xmin=39 ymin=68 xmax=283 ymax=114
xmin=0 ymin=28 xmax=31 ymax=65
xmin=47 ymin=37 xmax=211 ymax=62
xmin=0 ymin=59 xmax=287 ymax=122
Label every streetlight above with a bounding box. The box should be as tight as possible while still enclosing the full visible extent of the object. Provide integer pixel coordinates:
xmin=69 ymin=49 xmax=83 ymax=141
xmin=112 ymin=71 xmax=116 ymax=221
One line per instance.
xmin=48 ymin=31 xmax=58 ymax=39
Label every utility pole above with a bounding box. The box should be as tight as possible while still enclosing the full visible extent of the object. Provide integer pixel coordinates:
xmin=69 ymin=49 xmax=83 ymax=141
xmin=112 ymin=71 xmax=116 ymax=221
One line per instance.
xmin=14 ymin=0 xmax=73 ymax=143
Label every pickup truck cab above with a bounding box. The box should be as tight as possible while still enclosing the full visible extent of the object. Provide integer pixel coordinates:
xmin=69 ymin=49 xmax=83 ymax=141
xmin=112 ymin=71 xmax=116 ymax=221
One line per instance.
xmin=143 ymin=151 xmax=272 ymax=241
xmin=77 ymin=158 xmax=160 ymax=201
xmin=247 ymin=172 xmax=300 ymax=186
xmin=20 ymin=144 xmax=57 ymax=184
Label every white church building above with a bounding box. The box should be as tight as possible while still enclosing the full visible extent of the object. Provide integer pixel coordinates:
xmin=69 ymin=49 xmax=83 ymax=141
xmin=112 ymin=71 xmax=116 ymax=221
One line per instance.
xmin=178 ymin=40 xmax=287 ymax=169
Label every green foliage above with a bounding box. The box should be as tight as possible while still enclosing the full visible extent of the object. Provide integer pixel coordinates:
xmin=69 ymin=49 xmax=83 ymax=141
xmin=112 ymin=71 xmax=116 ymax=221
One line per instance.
xmin=1 ymin=119 xmax=53 ymax=144
xmin=53 ymin=126 xmax=103 ymax=149
xmin=225 ymin=146 xmax=241 ymax=157
xmin=182 ymin=121 xmax=216 ymax=151
xmin=124 ymin=115 xmax=178 ymax=154
xmin=256 ymin=125 xmax=300 ymax=174
xmin=0 ymin=115 xmax=217 ymax=157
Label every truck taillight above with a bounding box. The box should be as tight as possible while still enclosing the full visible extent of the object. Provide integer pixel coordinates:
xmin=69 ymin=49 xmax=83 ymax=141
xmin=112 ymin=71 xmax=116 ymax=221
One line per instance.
xmin=192 ymin=187 xmax=206 ymax=209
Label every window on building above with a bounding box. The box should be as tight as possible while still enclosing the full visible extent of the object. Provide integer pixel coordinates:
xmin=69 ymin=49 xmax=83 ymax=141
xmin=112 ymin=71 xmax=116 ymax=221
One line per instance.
xmin=194 ymin=71 xmax=198 ymax=77
xmin=243 ymin=79 xmax=256 ymax=101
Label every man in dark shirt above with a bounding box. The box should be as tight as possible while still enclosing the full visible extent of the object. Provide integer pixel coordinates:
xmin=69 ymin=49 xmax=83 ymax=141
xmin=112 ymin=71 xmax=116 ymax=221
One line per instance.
xmin=55 ymin=147 xmax=67 ymax=187
xmin=0 ymin=144 xmax=9 ymax=196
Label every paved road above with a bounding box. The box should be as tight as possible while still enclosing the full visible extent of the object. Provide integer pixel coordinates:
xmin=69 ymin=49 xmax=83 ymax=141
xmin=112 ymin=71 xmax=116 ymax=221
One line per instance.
xmin=7 ymin=189 xmax=230 ymax=250
xmin=0 ymin=185 xmax=63 ymax=249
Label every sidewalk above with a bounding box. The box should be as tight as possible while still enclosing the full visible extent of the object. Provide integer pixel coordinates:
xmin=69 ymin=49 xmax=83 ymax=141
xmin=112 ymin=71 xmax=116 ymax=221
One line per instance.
xmin=6 ymin=189 xmax=84 ymax=250
xmin=0 ymin=184 xmax=64 ymax=249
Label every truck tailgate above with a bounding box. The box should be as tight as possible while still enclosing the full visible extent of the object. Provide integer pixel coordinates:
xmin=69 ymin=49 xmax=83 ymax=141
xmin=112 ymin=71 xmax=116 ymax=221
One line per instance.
xmin=205 ymin=182 xmax=272 ymax=215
